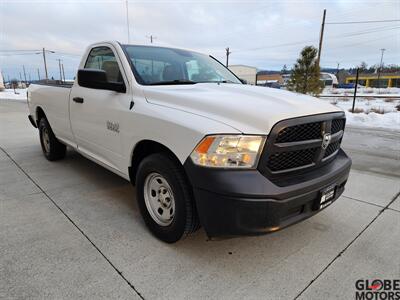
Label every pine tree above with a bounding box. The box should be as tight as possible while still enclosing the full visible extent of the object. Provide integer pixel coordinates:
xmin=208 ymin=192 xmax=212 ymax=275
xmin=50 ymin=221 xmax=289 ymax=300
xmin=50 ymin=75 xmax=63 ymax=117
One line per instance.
xmin=359 ymin=61 xmax=368 ymax=72
xmin=281 ymin=64 xmax=288 ymax=74
xmin=287 ymin=46 xmax=322 ymax=96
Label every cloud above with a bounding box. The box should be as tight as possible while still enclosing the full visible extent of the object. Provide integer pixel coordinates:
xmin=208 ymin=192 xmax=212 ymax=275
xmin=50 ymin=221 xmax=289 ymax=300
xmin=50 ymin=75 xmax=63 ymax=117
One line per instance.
xmin=0 ymin=0 xmax=399 ymax=80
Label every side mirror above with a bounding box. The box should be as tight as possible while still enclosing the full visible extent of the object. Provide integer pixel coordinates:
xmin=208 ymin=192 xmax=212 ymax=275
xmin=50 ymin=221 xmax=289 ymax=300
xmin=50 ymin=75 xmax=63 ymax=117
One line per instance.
xmin=77 ymin=69 xmax=126 ymax=93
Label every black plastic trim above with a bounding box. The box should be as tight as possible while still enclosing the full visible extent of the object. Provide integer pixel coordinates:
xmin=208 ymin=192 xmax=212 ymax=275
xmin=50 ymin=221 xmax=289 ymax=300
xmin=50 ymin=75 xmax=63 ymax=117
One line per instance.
xmin=28 ymin=115 xmax=37 ymax=128
xmin=184 ymin=150 xmax=351 ymax=237
xmin=258 ymin=112 xmax=346 ymax=178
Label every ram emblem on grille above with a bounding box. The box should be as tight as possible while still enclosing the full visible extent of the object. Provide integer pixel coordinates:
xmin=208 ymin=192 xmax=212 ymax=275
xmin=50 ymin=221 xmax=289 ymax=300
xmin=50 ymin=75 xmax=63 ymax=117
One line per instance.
xmin=322 ymin=133 xmax=332 ymax=149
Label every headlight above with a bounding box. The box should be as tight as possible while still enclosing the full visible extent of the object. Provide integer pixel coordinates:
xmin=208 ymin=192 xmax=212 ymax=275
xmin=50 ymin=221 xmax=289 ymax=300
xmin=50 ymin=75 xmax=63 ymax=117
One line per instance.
xmin=190 ymin=135 xmax=265 ymax=168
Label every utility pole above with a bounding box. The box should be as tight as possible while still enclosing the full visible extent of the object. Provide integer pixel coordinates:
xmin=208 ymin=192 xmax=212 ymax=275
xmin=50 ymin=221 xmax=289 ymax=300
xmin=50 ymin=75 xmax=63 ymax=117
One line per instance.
xmin=377 ymin=48 xmax=386 ymax=90
xmin=56 ymin=59 xmax=63 ymax=81
xmin=37 ymin=68 xmax=41 ymax=81
xmin=19 ymin=72 xmax=22 ymax=83
xmin=42 ymin=48 xmax=49 ymax=80
xmin=336 ymin=62 xmax=340 ymax=82
xmin=126 ymin=0 xmax=130 ymax=43
xmin=225 ymin=47 xmax=231 ymax=67
xmin=28 ymin=73 xmax=31 ymax=82
xmin=146 ymin=35 xmax=157 ymax=43
xmin=317 ymin=9 xmax=326 ymax=66
xmin=61 ymin=63 xmax=66 ymax=82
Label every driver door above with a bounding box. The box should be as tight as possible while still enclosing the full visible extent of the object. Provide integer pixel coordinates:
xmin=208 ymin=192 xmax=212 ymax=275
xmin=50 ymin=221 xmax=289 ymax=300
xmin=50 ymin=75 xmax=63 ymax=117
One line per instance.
xmin=70 ymin=45 xmax=129 ymax=172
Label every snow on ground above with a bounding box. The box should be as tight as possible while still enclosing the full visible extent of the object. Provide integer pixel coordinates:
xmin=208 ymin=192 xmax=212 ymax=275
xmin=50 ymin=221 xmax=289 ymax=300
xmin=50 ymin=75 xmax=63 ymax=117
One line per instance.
xmin=0 ymin=89 xmax=28 ymax=101
xmin=326 ymin=97 xmax=400 ymax=113
xmin=319 ymin=96 xmax=400 ymax=131
xmin=322 ymin=87 xmax=400 ymax=97
xmin=344 ymin=110 xmax=399 ymax=130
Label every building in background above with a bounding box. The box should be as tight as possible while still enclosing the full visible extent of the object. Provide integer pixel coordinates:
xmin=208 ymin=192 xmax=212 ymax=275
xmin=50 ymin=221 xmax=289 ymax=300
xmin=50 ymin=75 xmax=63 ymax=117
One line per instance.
xmin=336 ymin=70 xmax=349 ymax=84
xmin=346 ymin=73 xmax=400 ymax=88
xmin=320 ymin=72 xmax=338 ymax=87
xmin=256 ymin=72 xmax=283 ymax=86
xmin=229 ymin=65 xmax=258 ymax=85
xmin=0 ymin=70 xmax=5 ymax=91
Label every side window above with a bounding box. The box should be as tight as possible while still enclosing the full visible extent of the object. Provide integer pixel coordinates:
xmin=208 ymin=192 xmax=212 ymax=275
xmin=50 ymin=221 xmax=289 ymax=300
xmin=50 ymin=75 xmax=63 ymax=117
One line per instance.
xmin=85 ymin=47 xmax=123 ymax=83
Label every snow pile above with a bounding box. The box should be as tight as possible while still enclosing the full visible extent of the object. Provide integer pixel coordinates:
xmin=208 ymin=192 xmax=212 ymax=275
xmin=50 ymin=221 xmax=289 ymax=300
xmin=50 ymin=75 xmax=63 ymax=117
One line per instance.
xmin=323 ymin=87 xmax=400 ymax=97
xmin=0 ymin=89 xmax=28 ymax=101
xmin=345 ymin=111 xmax=400 ymax=130
xmin=328 ymin=97 xmax=400 ymax=113
xmin=320 ymin=96 xmax=400 ymax=131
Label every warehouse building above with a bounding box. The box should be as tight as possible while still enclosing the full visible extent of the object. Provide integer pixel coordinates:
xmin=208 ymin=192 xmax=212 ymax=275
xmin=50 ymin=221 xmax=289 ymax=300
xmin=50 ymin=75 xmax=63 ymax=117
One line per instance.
xmin=229 ymin=65 xmax=258 ymax=85
xmin=346 ymin=73 xmax=400 ymax=88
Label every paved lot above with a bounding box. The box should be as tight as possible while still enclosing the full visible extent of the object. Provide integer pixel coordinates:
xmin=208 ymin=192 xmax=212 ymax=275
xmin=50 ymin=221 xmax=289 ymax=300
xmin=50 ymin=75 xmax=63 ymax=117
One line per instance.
xmin=1 ymin=99 xmax=399 ymax=299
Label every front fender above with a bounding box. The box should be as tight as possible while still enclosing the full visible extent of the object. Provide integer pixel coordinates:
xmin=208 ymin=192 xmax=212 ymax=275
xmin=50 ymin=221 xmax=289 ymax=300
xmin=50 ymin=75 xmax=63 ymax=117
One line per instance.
xmin=122 ymin=102 xmax=240 ymax=174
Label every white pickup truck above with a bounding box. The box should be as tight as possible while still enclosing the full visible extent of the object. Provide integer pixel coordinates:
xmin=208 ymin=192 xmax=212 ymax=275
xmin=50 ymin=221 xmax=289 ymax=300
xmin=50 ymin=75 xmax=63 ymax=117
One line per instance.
xmin=28 ymin=41 xmax=351 ymax=243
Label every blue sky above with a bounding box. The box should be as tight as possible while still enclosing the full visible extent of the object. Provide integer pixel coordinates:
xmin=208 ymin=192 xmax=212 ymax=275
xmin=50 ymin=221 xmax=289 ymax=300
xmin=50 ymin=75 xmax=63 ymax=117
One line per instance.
xmin=0 ymin=0 xmax=399 ymax=80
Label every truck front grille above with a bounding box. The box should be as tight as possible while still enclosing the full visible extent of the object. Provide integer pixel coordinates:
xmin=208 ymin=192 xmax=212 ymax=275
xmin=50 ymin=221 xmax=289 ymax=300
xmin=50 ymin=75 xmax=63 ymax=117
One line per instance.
xmin=275 ymin=122 xmax=321 ymax=143
xmin=323 ymin=139 xmax=342 ymax=158
xmin=331 ymin=119 xmax=345 ymax=134
xmin=258 ymin=113 xmax=346 ymax=175
xmin=267 ymin=147 xmax=318 ymax=171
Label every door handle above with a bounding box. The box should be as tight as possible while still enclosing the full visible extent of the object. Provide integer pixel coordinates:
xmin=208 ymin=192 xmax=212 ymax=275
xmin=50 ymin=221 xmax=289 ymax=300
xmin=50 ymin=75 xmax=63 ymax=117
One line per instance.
xmin=73 ymin=97 xmax=84 ymax=103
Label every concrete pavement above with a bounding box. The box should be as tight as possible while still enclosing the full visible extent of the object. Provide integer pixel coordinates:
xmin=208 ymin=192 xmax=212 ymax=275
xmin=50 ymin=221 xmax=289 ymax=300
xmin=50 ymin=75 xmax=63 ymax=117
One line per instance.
xmin=1 ymin=99 xmax=399 ymax=299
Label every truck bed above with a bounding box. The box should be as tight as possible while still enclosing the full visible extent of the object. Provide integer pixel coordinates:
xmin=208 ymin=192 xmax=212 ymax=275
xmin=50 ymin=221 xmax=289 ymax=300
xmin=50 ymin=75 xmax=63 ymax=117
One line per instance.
xmin=33 ymin=80 xmax=74 ymax=88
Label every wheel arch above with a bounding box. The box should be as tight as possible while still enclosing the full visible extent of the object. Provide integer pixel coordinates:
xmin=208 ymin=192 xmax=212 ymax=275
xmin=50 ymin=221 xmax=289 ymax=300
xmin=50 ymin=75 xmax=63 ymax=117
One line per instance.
xmin=129 ymin=139 xmax=185 ymax=185
xmin=35 ymin=106 xmax=46 ymax=125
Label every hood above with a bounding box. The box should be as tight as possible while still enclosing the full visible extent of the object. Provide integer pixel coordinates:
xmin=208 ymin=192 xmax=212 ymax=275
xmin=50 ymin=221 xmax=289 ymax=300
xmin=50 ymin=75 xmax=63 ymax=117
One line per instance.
xmin=142 ymin=83 xmax=342 ymax=134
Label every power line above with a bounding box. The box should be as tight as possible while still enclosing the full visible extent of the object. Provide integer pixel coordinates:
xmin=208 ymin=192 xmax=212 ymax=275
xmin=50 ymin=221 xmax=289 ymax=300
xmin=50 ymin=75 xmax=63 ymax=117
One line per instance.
xmin=326 ymin=19 xmax=400 ymax=25
xmin=234 ymin=25 xmax=399 ymax=53
xmin=0 ymin=49 xmax=41 ymax=52
xmin=0 ymin=50 xmax=81 ymax=57
xmin=0 ymin=52 xmax=41 ymax=56
xmin=324 ymin=32 xmax=398 ymax=51
xmin=335 ymin=25 xmax=400 ymax=38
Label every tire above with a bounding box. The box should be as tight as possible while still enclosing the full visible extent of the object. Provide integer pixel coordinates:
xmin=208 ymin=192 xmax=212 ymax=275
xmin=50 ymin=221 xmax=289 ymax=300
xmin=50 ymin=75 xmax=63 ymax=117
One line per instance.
xmin=136 ymin=153 xmax=199 ymax=243
xmin=38 ymin=117 xmax=66 ymax=161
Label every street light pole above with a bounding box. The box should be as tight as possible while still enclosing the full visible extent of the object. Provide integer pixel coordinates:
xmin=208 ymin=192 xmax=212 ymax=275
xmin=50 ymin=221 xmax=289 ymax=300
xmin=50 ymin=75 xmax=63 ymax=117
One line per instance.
xmin=22 ymin=65 xmax=27 ymax=83
xmin=126 ymin=0 xmax=130 ymax=43
xmin=57 ymin=59 xmax=63 ymax=81
xmin=377 ymin=48 xmax=385 ymax=91
xmin=42 ymin=48 xmax=49 ymax=80
xmin=61 ymin=63 xmax=66 ymax=82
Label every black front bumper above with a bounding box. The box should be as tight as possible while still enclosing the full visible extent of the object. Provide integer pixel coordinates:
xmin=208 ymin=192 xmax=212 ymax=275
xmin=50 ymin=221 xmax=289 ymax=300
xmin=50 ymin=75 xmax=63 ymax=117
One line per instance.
xmin=184 ymin=149 xmax=351 ymax=238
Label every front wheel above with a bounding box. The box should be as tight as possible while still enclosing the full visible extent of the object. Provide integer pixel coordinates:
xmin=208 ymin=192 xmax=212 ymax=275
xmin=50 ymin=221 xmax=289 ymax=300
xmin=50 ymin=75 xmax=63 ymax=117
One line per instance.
xmin=38 ymin=118 xmax=66 ymax=161
xmin=136 ymin=153 xmax=199 ymax=243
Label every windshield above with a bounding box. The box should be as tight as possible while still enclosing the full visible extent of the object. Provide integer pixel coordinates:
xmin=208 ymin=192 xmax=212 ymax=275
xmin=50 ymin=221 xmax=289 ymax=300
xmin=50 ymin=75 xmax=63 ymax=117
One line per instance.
xmin=122 ymin=45 xmax=241 ymax=85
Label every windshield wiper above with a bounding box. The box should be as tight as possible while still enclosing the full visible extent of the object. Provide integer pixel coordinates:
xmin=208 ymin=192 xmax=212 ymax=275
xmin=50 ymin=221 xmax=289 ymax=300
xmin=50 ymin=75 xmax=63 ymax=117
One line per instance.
xmin=149 ymin=80 xmax=197 ymax=85
xmin=218 ymin=80 xmax=238 ymax=84
xmin=198 ymin=80 xmax=239 ymax=84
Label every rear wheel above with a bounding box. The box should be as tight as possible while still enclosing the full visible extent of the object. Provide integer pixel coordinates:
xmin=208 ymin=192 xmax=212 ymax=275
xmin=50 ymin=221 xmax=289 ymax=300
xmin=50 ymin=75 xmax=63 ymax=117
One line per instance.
xmin=38 ymin=118 xmax=66 ymax=161
xmin=136 ymin=153 xmax=199 ymax=243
